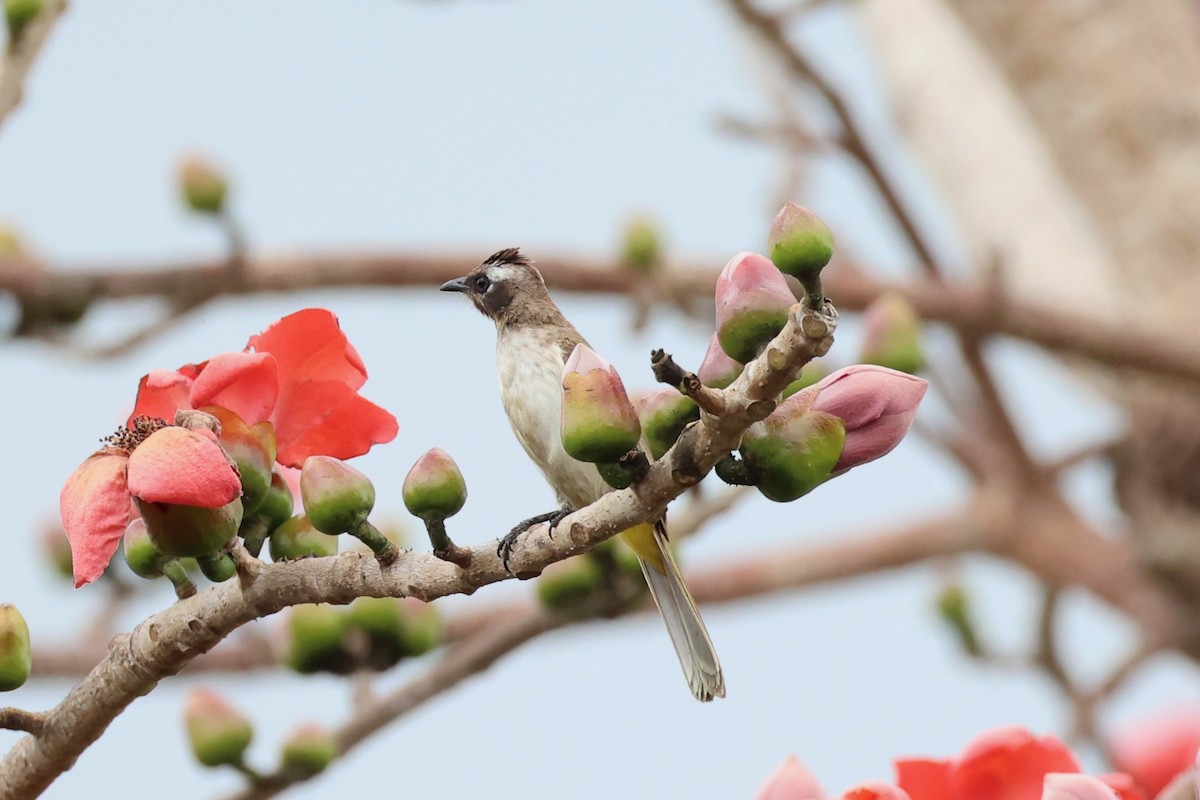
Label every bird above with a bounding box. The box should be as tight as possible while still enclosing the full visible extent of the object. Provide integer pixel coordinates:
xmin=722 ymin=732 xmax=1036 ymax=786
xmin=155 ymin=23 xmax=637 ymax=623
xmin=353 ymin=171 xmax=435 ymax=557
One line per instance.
xmin=440 ymin=247 xmax=725 ymax=702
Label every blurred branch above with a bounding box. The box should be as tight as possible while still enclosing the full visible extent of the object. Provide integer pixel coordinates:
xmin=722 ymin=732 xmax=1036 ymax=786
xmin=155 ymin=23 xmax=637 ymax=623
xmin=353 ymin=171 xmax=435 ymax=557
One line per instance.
xmin=4 ymin=250 xmax=1198 ymax=387
xmin=0 ymin=0 xmax=67 ymax=134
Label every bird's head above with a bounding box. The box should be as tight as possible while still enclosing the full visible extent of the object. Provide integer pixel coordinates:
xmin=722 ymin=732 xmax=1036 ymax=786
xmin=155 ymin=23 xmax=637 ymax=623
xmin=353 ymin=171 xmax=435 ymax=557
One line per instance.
xmin=440 ymin=248 xmax=561 ymax=328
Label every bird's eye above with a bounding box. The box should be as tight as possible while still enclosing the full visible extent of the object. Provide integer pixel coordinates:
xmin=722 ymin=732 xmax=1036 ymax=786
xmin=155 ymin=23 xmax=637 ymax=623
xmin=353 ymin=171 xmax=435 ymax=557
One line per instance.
xmin=473 ymin=275 xmax=491 ymax=293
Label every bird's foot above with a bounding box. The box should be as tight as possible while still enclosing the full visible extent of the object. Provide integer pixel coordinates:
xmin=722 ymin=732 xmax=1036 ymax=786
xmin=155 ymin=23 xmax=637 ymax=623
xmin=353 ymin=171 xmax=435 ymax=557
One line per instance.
xmin=498 ymin=506 xmax=573 ymax=573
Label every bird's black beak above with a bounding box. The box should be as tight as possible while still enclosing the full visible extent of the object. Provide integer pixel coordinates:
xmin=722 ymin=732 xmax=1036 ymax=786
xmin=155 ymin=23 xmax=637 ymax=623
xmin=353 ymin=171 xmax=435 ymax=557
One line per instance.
xmin=440 ymin=277 xmax=470 ymax=293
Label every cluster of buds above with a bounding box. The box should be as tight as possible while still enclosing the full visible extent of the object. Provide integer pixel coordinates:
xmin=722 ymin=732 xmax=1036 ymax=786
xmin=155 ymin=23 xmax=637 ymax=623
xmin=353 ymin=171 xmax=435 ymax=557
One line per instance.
xmin=283 ymin=598 xmax=442 ymax=675
xmin=536 ymin=539 xmax=645 ymax=617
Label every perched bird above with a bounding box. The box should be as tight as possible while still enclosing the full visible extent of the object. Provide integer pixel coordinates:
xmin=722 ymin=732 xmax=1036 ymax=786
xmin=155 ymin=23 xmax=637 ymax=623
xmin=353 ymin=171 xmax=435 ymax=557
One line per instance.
xmin=441 ymin=248 xmax=725 ymax=701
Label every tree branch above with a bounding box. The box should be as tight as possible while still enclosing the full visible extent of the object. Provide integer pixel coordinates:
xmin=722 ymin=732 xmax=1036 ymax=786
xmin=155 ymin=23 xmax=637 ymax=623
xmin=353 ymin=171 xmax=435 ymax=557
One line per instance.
xmin=0 ymin=0 xmax=68 ymax=134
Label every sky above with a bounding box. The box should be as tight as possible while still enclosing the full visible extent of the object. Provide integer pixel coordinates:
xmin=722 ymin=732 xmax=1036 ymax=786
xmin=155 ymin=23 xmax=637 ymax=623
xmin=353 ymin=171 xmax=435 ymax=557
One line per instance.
xmin=0 ymin=2 xmax=1195 ymax=798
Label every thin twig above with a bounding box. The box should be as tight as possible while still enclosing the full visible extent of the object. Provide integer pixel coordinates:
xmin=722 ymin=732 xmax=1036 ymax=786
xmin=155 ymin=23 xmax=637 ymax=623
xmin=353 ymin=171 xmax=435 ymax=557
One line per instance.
xmin=0 ymin=709 xmax=45 ymax=736
xmin=0 ymin=0 xmax=68 ymax=134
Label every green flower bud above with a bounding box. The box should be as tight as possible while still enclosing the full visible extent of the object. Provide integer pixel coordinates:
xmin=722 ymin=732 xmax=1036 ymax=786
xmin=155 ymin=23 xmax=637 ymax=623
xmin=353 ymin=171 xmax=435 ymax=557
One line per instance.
xmin=178 ymin=157 xmax=228 ymax=215
xmin=0 ymin=604 xmax=31 ymax=691
xmin=402 ymin=448 xmax=467 ymax=523
xmin=40 ymin=524 xmax=73 ymax=581
xmin=768 ymin=201 xmax=834 ymax=283
xmin=561 ymin=345 xmax=642 ymax=463
xmin=346 ymin=597 xmax=407 ymax=670
xmin=284 ymin=604 xmax=352 ymax=675
xmin=396 ymin=598 xmax=442 ymax=657
xmin=135 ymin=497 xmax=243 ymax=559
xmin=197 ymin=552 xmax=236 ymax=583
xmin=268 ymin=516 xmax=338 ymax=562
xmin=860 ymin=292 xmax=924 ymax=374
xmin=256 ymin=470 xmax=295 ymax=531
xmin=281 ymin=724 xmax=337 ymax=778
xmin=740 ymin=392 xmax=846 ymax=502
xmin=300 ymin=456 xmax=375 ymax=535
xmin=202 ymin=406 xmax=276 ymax=517
xmin=536 ymin=555 xmax=604 ymax=615
xmin=715 ymin=252 xmax=796 ymax=363
xmin=636 ymin=388 xmax=699 ymax=460
xmin=123 ymin=518 xmax=166 ymax=580
xmin=621 ymin=216 xmax=662 ymax=274
xmin=184 ymin=690 xmax=253 ymax=768
xmin=5 ymin=0 xmax=42 ymax=40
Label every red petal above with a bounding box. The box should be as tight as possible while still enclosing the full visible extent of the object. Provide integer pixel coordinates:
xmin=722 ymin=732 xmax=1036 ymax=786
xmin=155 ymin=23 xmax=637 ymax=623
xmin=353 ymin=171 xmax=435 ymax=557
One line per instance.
xmin=128 ymin=369 xmax=195 ymax=426
xmin=895 ymin=759 xmax=954 ymax=800
xmin=126 ymin=427 xmax=242 ymax=507
xmin=1109 ymin=710 xmax=1200 ymax=797
xmin=1097 ymin=774 xmax=1146 ymax=800
xmin=189 ymin=351 xmax=279 ymax=426
xmin=247 ymin=308 xmax=367 ymax=392
xmin=60 ymin=452 xmax=131 ymax=588
xmin=952 ymin=728 xmax=1080 ymax=800
xmin=274 ymin=383 xmax=398 ymax=468
xmin=842 ymin=782 xmax=911 ymax=800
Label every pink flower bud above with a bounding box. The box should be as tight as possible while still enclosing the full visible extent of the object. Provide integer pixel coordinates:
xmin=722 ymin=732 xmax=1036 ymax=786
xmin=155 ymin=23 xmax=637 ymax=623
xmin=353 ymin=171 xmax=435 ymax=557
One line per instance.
xmin=755 ymin=756 xmax=825 ymax=800
xmin=636 ymin=388 xmax=699 ymax=459
xmin=184 ymin=689 xmax=253 ymax=768
xmin=281 ymin=724 xmax=338 ymax=777
xmin=768 ymin=201 xmax=834 ymax=281
xmin=1042 ymin=774 xmax=1120 ymax=800
xmin=860 ymin=293 xmax=924 ymax=374
xmin=810 ymin=365 xmax=927 ymax=473
xmin=0 ymin=604 xmax=31 ymax=692
xmin=715 ymin=252 xmax=796 ymax=363
xmin=561 ymin=345 xmax=642 ymax=463
xmin=402 ymin=448 xmax=467 ymax=522
xmin=300 ymin=455 xmax=376 ymax=535
xmin=697 ymin=332 xmax=744 ymax=389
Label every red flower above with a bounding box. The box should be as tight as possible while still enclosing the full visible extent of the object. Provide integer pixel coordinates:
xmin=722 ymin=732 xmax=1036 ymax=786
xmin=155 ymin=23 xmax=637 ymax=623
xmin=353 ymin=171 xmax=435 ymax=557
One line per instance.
xmin=895 ymin=727 xmax=1144 ymax=800
xmin=130 ymin=309 xmax=397 ymax=468
xmin=756 ymin=756 xmax=910 ymax=800
xmin=1108 ymin=708 xmax=1200 ymax=797
xmin=59 ymin=424 xmax=241 ymax=588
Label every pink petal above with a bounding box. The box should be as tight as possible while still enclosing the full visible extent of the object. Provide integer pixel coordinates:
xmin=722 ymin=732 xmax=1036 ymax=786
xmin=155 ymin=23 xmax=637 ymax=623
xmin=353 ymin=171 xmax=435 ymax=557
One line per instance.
xmin=1042 ymin=774 xmax=1120 ymax=800
xmin=189 ymin=351 xmax=280 ymax=425
xmin=60 ymin=452 xmax=131 ymax=588
xmin=811 ymin=365 xmax=927 ymax=430
xmin=756 ymin=756 xmax=825 ymax=800
xmin=1096 ymin=774 xmax=1146 ymax=800
xmin=563 ymin=343 xmax=611 ymax=376
xmin=1109 ymin=709 xmax=1200 ymax=797
xmin=126 ymin=427 xmax=242 ymax=507
xmin=128 ymin=368 xmax=196 ymax=426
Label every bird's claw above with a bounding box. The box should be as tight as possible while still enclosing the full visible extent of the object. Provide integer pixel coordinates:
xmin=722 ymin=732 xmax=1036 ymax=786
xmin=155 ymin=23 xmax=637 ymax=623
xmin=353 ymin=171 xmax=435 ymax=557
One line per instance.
xmin=498 ymin=507 xmax=573 ymax=573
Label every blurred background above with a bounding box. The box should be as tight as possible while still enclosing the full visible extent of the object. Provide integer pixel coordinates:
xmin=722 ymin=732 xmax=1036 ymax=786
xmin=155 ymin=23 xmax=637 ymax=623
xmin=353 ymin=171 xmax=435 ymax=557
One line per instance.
xmin=0 ymin=1 xmax=1197 ymax=798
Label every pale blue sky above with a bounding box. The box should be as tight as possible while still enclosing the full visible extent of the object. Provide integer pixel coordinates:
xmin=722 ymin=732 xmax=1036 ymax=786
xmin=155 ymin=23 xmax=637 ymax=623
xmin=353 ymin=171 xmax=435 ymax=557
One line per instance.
xmin=0 ymin=3 xmax=1193 ymax=798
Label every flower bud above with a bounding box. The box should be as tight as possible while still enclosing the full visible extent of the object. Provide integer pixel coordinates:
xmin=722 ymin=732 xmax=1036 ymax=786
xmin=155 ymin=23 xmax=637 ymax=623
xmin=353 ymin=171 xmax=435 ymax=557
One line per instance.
xmin=715 ymin=252 xmax=795 ymax=362
xmin=39 ymin=524 xmax=73 ymax=580
xmin=936 ymin=583 xmax=981 ymax=657
xmin=782 ymin=360 xmax=828 ymax=399
xmin=621 ymin=216 xmax=662 ymax=274
xmin=300 ymin=456 xmax=375 ymax=535
xmin=860 ymin=293 xmax=924 ymax=374
xmin=537 ymin=555 xmax=605 ymax=616
xmin=5 ymin=0 xmax=42 ymax=41
xmin=741 ymin=392 xmax=846 ymax=502
xmin=197 ymin=552 xmax=236 ymax=583
xmin=755 ymin=755 xmax=824 ymax=800
xmin=697 ymin=332 xmax=743 ymax=389
xmin=636 ymin=388 xmax=699 ymax=459
xmin=401 ymin=448 xmax=467 ymax=522
xmin=268 ymin=516 xmax=338 ymax=562
xmin=202 ymin=406 xmax=276 ymax=517
xmin=255 ymin=470 xmax=295 ymax=531
xmin=135 ymin=497 xmax=243 ymax=559
xmin=397 ymin=598 xmax=442 ymax=657
xmin=0 ymin=604 xmax=31 ymax=691
xmin=768 ymin=202 xmax=834 ymax=283
xmin=281 ymin=724 xmax=337 ymax=778
xmin=810 ymin=365 xmax=927 ymax=473
xmin=1041 ymin=774 xmax=1120 ymax=800
xmin=184 ymin=690 xmax=253 ymax=768
xmin=284 ymin=604 xmax=352 ymax=675
xmin=178 ymin=157 xmax=228 ymax=215
xmin=123 ymin=517 xmax=166 ymax=580
xmin=561 ymin=345 xmax=642 ymax=463
xmin=345 ymin=597 xmax=408 ymax=670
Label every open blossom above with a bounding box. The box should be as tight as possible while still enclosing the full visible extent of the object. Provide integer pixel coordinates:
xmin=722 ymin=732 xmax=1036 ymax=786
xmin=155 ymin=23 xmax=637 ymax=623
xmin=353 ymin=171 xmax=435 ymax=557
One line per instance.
xmin=1108 ymin=708 xmax=1200 ymax=797
xmin=809 ymin=365 xmax=926 ymax=473
xmin=130 ymin=308 xmax=397 ymax=468
xmin=59 ymin=421 xmax=242 ymax=588
xmin=895 ymin=727 xmax=1139 ymax=800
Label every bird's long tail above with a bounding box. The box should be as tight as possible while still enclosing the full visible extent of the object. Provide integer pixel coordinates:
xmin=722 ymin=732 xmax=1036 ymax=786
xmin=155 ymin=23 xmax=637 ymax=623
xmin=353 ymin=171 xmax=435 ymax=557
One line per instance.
xmin=621 ymin=521 xmax=725 ymax=702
